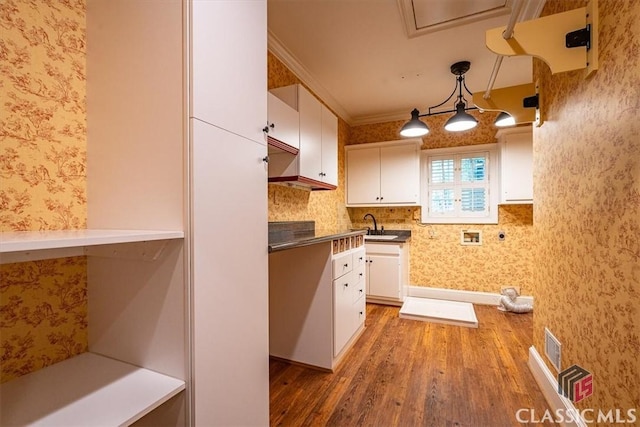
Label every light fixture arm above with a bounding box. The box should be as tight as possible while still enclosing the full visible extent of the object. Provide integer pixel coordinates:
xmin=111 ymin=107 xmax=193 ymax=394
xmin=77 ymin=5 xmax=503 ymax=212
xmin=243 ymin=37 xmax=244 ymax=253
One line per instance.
xmin=416 ymin=63 xmax=478 ymax=118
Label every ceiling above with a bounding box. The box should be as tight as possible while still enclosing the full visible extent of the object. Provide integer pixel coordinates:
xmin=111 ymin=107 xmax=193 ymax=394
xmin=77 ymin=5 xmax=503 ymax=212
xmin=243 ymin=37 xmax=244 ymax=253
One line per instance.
xmin=267 ymin=0 xmax=546 ymax=126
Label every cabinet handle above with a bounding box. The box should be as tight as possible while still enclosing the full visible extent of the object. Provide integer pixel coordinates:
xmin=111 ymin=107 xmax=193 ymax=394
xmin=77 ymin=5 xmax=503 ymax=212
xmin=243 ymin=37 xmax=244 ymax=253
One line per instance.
xmin=344 ymin=263 xmax=348 ymax=267
xmin=262 ymin=156 xmax=269 ymax=163
xmin=262 ymin=123 xmax=275 ymax=133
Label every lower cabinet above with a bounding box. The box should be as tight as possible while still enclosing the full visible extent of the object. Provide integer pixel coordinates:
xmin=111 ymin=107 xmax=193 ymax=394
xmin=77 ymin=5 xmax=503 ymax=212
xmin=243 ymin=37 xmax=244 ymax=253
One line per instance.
xmin=365 ymin=242 xmax=409 ymax=305
xmin=269 ymin=236 xmax=366 ymax=370
xmin=333 ymin=248 xmax=366 ymax=356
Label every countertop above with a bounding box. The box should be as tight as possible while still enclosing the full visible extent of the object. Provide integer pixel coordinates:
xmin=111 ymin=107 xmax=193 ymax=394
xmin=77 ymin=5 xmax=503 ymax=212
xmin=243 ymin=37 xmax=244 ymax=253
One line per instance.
xmin=268 ymin=221 xmax=411 ymax=252
xmin=269 ymin=228 xmax=366 ymax=253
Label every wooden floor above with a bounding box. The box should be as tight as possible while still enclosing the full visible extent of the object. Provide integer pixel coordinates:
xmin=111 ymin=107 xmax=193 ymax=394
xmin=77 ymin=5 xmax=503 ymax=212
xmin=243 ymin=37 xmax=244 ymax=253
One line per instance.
xmin=270 ymin=303 xmax=552 ymax=427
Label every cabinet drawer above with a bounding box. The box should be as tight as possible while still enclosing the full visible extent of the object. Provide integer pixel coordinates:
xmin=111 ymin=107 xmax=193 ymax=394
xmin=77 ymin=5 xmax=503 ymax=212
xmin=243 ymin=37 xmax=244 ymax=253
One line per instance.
xmin=332 ymin=252 xmax=353 ymax=278
xmin=353 ymin=264 xmax=365 ymax=303
xmin=352 ymin=248 xmax=366 ymax=268
xmin=355 ymin=297 xmax=366 ymax=327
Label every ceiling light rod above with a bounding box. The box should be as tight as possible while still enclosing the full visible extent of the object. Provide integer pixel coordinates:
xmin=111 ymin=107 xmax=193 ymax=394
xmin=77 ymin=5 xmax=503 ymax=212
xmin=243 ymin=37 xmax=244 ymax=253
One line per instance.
xmin=400 ymin=61 xmax=479 ymax=136
xmin=485 ymin=0 xmax=526 ymax=100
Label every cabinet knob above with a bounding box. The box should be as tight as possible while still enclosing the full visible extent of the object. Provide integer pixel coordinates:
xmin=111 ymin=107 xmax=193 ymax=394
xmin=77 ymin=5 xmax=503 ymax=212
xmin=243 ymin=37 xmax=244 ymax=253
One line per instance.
xmin=359 ymin=273 xmax=363 ymax=277
xmin=262 ymin=156 xmax=269 ymax=163
xmin=344 ymin=263 xmax=348 ymax=267
xmin=380 ymin=196 xmax=384 ymax=200
xmin=375 ymin=196 xmax=380 ymax=200
xmin=344 ymin=283 xmax=349 ymax=287
xmin=262 ymin=123 xmax=275 ymax=133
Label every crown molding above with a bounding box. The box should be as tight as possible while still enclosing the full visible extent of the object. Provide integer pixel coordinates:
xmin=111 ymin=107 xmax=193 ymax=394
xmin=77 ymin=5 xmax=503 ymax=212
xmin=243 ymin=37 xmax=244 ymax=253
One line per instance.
xmin=267 ymin=30 xmax=354 ymax=125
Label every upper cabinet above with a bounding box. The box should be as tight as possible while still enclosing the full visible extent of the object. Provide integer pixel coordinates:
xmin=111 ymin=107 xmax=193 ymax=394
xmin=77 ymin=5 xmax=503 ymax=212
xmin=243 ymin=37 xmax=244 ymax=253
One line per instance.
xmin=191 ymin=0 xmax=267 ymax=144
xmin=346 ymin=139 xmax=422 ymax=206
xmin=268 ymin=84 xmax=338 ymax=190
xmin=496 ymin=126 xmax=533 ymax=204
xmin=267 ymin=92 xmax=299 ymax=150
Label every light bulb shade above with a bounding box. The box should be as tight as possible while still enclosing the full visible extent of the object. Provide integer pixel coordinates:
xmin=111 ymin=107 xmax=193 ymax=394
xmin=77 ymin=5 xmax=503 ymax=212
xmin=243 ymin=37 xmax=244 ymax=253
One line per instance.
xmin=495 ymin=111 xmax=516 ymax=127
xmin=444 ymin=102 xmax=478 ymax=132
xmin=400 ymin=108 xmax=429 ymax=137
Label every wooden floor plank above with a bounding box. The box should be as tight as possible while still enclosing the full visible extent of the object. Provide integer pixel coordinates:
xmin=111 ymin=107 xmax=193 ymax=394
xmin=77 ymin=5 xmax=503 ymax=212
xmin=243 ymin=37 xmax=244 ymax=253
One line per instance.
xmin=270 ymin=303 xmax=553 ymax=427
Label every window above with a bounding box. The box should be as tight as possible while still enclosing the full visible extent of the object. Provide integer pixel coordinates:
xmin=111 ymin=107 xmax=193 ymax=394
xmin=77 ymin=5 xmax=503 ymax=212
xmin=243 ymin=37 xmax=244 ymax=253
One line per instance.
xmin=421 ymin=144 xmax=498 ymax=224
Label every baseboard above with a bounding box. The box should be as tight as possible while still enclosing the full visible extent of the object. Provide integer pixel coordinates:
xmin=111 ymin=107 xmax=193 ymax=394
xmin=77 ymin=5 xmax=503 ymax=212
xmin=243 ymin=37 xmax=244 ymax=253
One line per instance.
xmin=528 ymin=346 xmax=586 ymax=427
xmin=408 ymin=285 xmax=534 ymax=306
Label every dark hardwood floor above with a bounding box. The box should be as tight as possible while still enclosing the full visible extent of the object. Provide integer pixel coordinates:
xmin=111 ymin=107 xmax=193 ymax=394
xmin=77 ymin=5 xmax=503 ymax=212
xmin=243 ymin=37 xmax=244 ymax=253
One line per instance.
xmin=270 ymin=303 xmax=553 ymax=427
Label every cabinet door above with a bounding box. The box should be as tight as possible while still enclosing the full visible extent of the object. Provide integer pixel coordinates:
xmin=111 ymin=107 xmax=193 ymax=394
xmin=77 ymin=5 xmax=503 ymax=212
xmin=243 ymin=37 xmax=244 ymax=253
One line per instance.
xmin=298 ymin=86 xmax=323 ymax=181
xmin=268 ymin=92 xmax=299 ymax=149
xmin=192 ymin=119 xmax=269 ymax=426
xmin=346 ymin=147 xmax=381 ymax=205
xmin=333 ymin=272 xmax=354 ymax=356
xmin=501 ymin=134 xmax=533 ymax=203
xmin=321 ymin=105 xmax=338 ymax=185
xmin=191 ymin=0 xmax=266 ymax=144
xmin=380 ymin=144 xmax=420 ymax=204
xmin=367 ymin=254 xmax=401 ymax=299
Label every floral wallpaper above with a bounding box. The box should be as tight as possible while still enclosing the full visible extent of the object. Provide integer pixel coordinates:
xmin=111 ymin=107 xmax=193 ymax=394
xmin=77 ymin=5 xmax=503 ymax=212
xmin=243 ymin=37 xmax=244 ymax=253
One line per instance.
xmin=531 ymin=0 xmax=639 ymax=421
xmin=350 ymin=205 xmax=534 ymax=294
xmin=0 ymin=257 xmax=88 ymax=383
xmin=0 ymin=0 xmax=87 ymax=383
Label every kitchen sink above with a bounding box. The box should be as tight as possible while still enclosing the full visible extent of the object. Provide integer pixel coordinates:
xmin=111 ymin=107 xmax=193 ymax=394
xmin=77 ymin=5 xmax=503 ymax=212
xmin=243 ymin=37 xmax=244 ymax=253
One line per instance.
xmin=364 ymin=235 xmax=398 ymax=240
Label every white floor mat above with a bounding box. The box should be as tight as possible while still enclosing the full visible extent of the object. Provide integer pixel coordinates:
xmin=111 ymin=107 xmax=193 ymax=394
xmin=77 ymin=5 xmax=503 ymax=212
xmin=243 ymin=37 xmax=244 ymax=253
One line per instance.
xmin=399 ymin=297 xmax=478 ymax=328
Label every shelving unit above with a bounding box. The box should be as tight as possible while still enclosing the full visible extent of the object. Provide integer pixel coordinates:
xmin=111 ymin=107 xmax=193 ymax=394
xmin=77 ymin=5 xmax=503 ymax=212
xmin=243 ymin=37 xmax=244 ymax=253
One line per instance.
xmin=0 ymin=352 xmax=185 ymax=426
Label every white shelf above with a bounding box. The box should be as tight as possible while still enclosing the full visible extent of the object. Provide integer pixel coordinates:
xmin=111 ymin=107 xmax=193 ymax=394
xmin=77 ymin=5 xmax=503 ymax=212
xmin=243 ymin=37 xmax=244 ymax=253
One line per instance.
xmin=0 ymin=352 xmax=185 ymax=426
xmin=0 ymin=229 xmax=184 ymax=253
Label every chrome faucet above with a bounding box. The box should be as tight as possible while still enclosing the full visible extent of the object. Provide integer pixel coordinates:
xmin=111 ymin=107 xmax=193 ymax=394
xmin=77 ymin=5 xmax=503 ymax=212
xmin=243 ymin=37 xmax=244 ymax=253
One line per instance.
xmin=363 ymin=213 xmax=377 ymax=235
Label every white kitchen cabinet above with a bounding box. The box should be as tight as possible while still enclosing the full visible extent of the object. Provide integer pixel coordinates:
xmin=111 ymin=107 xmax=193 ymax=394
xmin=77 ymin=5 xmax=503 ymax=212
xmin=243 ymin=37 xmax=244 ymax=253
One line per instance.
xmin=365 ymin=242 xmax=409 ymax=305
xmin=267 ymin=91 xmax=299 ymax=150
xmin=191 ymin=120 xmax=269 ymax=426
xmin=268 ymin=84 xmax=338 ymax=189
xmin=190 ymin=1 xmax=269 ymax=426
xmin=496 ymin=126 xmax=533 ymax=204
xmin=333 ymin=247 xmax=366 ymax=356
xmin=269 ymin=236 xmax=366 ymax=371
xmin=3 ymin=1 xmax=268 ymax=424
xmin=191 ymin=0 xmax=267 ymax=144
xmin=346 ymin=139 xmax=421 ymax=206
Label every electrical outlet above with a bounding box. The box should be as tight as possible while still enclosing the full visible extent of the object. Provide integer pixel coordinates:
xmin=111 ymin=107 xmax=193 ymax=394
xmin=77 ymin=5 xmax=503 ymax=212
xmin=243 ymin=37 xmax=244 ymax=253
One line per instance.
xmin=501 ymin=286 xmax=520 ymax=296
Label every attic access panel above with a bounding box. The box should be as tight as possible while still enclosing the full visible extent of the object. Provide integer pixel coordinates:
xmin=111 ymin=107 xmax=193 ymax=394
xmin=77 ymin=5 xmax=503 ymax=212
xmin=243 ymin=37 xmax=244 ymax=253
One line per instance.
xmin=399 ymin=0 xmax=511 ymax=37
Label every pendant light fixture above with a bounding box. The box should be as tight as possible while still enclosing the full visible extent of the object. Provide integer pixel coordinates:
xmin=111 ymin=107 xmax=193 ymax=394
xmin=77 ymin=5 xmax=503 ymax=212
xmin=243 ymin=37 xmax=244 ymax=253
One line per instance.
xmin=400 ymin=61 xmax=478 ymax=137
xmin=495 ymin=111 xmax=516 ymax=127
